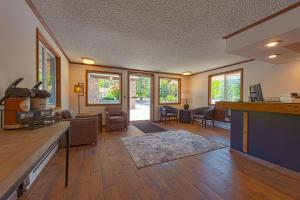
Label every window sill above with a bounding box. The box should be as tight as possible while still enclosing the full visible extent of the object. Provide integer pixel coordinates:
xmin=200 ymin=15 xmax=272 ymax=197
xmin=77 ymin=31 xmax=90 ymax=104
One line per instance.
xmin=86 ymin=103 xmax=122 ymax=106
xmin=159 ymin=102 xmax=181 ymax=105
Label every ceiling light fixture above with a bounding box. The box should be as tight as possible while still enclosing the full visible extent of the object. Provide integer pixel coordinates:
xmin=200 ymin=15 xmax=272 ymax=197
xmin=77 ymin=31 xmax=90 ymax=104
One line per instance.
xmin=268 ymin=54 xmax=280 ymax=59
xmin=82 ymin=57 xmax=95 ymax=65
xmin=182 ymin=71 xmax=192 ymax=76
xmin=265 ymin=41 xmax=281 ymax=47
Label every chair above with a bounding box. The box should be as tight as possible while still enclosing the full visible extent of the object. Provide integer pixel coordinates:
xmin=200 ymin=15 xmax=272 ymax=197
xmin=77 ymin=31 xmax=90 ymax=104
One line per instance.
xmin=160 ymin=106 xmax=179 ymax=125
xmin=55 ymin=110 xmax=98 ymax=146
xmin=192 ymin=106 xmax=215 ymax=128
xmin=105 ymin=106 xmax=128 ymax=132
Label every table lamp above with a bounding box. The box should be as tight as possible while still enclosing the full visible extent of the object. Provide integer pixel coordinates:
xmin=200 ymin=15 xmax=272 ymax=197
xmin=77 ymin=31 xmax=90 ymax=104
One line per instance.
xmin=74 ymin=83 xmax=84 ymax=114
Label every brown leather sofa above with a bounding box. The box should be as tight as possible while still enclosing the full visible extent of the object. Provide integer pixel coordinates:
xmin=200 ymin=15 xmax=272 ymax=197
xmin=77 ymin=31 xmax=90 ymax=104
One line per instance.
xmin=55 ymin=110 xmax=98 ymax=146
xmin=105 ymin=106 xmax=128 ymax=132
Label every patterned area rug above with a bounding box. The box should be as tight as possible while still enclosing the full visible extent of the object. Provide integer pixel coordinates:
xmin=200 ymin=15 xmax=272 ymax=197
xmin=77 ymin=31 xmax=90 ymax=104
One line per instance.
xmin=121 ymin=130 xmax=226 ymax=168
xmin=133 ymin=123 xmax=167 ymax=133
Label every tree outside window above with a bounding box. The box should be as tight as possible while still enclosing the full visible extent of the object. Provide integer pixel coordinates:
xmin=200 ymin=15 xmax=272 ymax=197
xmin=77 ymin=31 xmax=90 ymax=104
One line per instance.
xmin=159 ymin=77 xmax=181 ymax=104
xmin=209 ymin=69 xmax=243 ymax=105
xmin=87 ymin=71 xmax=122 ymax=105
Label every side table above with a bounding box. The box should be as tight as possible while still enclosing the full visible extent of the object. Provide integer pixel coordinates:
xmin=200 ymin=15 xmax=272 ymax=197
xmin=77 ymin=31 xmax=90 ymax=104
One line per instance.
xmin=76 ymin=113 xmax=102 ymax=133
xmin=179 ymin=109 xmax=192 ymax=123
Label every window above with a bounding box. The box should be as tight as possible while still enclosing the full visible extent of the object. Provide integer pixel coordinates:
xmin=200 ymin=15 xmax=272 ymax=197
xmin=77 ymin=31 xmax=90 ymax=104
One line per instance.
xmin=208 ymin=69 xmax=243 ymax=105
xmin=159 ymin=77 xmax=181 ymax=104
xmin=36 ymin=29 xmax=61 ymax=108
xmin=87 ymin=70 xmax=122 ymax=105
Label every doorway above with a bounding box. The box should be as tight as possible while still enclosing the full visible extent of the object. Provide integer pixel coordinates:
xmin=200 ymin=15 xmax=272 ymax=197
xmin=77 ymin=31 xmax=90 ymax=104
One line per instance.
xmin=128 ymin=72 xmax=154 ymax=122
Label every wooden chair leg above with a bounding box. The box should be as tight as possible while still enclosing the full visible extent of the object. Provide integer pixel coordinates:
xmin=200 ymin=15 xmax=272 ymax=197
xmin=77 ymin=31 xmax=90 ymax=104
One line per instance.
xmin=204 ymin=120 xmax=207 ymax=128
xmin=212 ymin=119 xmax=215 ymax=127
xmin=165 ymin=117 xmax=167 ymax=125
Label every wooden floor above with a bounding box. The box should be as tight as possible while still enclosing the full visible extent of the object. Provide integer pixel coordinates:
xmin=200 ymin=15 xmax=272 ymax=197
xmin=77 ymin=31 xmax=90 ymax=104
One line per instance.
xmin=21 ymin=122 xmax=300 ymax=200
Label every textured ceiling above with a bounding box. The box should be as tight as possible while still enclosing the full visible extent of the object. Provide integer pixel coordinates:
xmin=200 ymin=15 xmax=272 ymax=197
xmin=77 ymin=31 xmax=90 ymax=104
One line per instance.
xmin=31 ymin=0 xmax=298 ymax=73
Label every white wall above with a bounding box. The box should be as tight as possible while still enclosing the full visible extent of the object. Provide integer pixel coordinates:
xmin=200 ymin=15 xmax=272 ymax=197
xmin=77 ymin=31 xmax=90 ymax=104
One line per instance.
xmin=0 ymin=0 xmax=69 ymax=108
xmin=69 ymin=63 xmax=189 ymax=123
xmin=189 ymin=60 xmax=300 ymax=108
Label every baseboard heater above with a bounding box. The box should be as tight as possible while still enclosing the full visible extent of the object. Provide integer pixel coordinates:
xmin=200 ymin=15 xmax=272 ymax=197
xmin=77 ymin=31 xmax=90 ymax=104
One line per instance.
xmin=208 ymin=121 xmax=231 ymax=130
xmin=5 ymin=143 xmax=58 ymax=200
xmin=25 ymin=144 xmax=58 ymax=190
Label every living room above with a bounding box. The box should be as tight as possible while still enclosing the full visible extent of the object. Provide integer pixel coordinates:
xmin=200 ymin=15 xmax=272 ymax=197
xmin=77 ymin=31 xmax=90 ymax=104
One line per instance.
xmin=1 ymin=1 xmax=300 ymax=200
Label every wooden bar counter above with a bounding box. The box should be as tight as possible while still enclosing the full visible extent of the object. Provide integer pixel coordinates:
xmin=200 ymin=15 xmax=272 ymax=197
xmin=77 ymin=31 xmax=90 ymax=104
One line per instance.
xmin=0 ymin=122 xmax=70 ymax=200
xmin=216 ymin=101 xmax=300 ymax=173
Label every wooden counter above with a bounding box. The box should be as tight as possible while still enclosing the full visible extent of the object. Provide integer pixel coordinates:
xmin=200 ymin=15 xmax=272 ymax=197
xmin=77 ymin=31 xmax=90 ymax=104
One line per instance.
xmin=216 ymin=101 xmax=300 ymax=115
xmin=0 ymin=122 xmax=70 ymax=200
xmin=215 ymin=101 xmax=300 ymax=173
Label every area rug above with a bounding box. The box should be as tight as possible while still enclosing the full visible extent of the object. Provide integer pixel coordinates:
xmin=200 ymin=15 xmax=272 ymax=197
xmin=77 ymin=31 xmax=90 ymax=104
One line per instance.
xmin=121 ymin=130 xmax=226 ymax=168
xmin=133 ymin=123 xmax=167 ymax=133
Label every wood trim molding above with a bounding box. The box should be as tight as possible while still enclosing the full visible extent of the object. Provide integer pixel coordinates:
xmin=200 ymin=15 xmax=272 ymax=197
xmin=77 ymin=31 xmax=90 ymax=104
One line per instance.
xmin=127 ymin=72 xmax=155 ymax=122
xmin=243 ymin=112 xmax=249 ymax=153
xmin=158 ymin=77 xmax=181 ymax=105
xmin=222 ymin=2 xmax=300 ymax=39
xmin=70 ymin=62 xmax=182 ymax=76
xmin=192 ymin=59 xmax=254 ymax=76
xmin=208 ymin=68 xmax=243 ymax=105
xmin=36 ymin=28 xmax=61 ymax=108
xmin=85 ymin=70 xmax=123 ymax=106
xmin=25 ymin=0 xmax=71 ymax=62
xmin=215 ymin=101 xmax=300 ymax=115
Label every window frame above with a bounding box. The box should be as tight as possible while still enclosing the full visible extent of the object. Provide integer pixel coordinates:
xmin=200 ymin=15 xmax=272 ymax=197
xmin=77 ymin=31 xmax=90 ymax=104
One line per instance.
xmin=86 ymin=70 xmax=123 ymax=106
xmin=36 ymin=28 xmax=61 ymax=109
xmin=158 ymin=77 xmax=181 ymax=105
xmin=208 ymin=68 xmax=243 ymax=105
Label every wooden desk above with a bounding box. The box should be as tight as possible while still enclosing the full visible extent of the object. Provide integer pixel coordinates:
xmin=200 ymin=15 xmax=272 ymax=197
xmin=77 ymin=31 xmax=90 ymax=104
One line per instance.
xmin=0 ymin=122 xmax=70 ymax=200
xmin=216 ymin=101 xmax=300 ymax=173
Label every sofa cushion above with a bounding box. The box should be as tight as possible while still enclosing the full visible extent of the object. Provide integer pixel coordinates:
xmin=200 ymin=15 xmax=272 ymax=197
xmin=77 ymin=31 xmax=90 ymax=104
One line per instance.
xmin=193 ymin=114 xmax=204 ymax=119
xmin=167 ymin=113 xmax=177 ymax=117
xmin=109 ymin=116 xmax=126 ymax=122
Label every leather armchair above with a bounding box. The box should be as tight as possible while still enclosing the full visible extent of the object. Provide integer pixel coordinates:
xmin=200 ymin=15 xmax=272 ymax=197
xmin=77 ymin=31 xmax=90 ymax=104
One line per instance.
xmin=160 ymin=106 xmax=179 ymax=125
xmin=105 ymin=106 xmax=128 ymax=132
xmin=192 ymin=106 xmax=215 ymax=128
xmin=70 ymin=117 xmax=98 ymax=145
xmin=55 ymin=110 xmax=98 ymax=146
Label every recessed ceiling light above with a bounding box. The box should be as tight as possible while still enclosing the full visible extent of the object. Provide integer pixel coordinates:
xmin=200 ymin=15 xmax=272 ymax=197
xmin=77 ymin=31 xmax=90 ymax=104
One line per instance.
xmin=265 ymin=41 xmax=281 ymax=47
xmin=82 ymin=57 xmax=95 ymax=65
xmin=268 ymin=54 xmax=280 ymax=59
xmin=182 ymin=71 xmax=192 ymax=76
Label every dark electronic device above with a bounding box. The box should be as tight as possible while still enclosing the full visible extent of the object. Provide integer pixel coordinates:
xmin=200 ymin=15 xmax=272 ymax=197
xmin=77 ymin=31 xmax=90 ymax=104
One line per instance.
xmin=249 ymin=83 xmax=264 ymax=102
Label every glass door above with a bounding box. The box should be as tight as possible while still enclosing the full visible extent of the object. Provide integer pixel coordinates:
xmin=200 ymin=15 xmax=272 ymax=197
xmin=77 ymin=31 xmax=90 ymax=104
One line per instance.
xmin=128 ymin=73 xmax=153 ymax=122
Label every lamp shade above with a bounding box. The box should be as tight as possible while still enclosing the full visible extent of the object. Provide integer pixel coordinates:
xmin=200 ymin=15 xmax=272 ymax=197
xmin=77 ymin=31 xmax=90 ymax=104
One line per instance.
xmin=74 ymin=84 xmax=83 ymax=94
